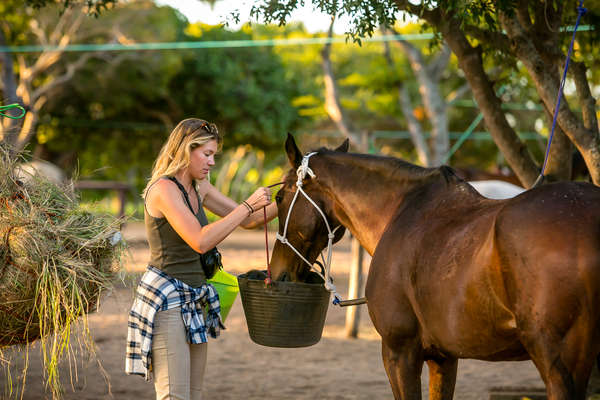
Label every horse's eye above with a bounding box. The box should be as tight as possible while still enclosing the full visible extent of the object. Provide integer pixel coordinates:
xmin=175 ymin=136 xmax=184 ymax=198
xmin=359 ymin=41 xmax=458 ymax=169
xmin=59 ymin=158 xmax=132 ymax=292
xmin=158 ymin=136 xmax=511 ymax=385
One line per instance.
xmin=275 ymin=193 xmax=283 ymax=203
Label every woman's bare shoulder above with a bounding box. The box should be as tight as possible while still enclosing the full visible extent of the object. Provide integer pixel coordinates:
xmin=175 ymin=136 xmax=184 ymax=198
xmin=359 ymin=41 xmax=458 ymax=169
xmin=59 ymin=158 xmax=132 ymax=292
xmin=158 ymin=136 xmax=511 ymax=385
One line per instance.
xmin=146 ymin=178 xmax=178 ymax=216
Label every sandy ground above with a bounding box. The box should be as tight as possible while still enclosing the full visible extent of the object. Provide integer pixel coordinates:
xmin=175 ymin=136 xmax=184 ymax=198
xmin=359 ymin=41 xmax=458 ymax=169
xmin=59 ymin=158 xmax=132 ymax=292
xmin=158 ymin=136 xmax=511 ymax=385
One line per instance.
xmin=0 ymin=222 xmax=553 ymax=399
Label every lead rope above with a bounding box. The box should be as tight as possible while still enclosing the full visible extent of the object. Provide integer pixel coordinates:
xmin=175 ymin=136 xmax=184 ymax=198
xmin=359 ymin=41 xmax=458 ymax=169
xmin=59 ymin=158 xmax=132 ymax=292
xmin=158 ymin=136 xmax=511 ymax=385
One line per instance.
xmin=533 ymin=0 xmax=587 ymax=187
xmin=263 ymin=206 xmax=272 ymax=285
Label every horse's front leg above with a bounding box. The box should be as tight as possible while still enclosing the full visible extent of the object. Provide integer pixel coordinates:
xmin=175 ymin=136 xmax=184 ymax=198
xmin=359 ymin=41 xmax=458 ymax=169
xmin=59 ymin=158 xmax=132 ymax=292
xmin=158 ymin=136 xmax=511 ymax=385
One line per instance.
xmin=382 ymin=337 xmax=424 ymax=400
xmin=426 ymin=357 xmax=458 ymax=400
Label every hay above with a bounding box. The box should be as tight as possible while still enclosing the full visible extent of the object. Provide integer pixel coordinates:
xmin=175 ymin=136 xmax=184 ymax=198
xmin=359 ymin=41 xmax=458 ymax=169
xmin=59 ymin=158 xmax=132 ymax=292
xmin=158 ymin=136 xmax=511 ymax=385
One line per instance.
xmin=0 ymin=143 xmax=124 ymax=397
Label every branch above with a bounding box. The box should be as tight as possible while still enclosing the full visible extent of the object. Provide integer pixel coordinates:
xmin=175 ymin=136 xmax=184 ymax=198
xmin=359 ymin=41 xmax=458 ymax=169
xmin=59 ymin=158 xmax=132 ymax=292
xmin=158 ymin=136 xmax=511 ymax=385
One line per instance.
xmin=515 ymin=0 xmax=532 ymax=31
xmin=0 ymin=28 xmax=21 ymax=106
xmin=399 ymin=85 xmax=431 ymax=166
xmin=499 ymin=12 xmax=594 ymax=143
xmin=532 ymin=0 xmax=563 ymax=37
xmin=321 ymin=17 xmax=361 ymax=146
xmin=435 ymin=14 xmax=539 ymax=186
xmin=48 ymin=7 xmax=72 ymax=43
xmin=527 ymin=0 xmax=562 ymax=65
xmin=17 ymin=54 xmax=33 ymax=105
xmin=48 ymin=7 xmax=84 ymax=44
xmin=15 ymin=101 xmax=43 ymax=152
xmin=26 ymin=9 xmax=85 ymax=80
xmin=0 ymin=28 xmax=23 ymax=141
xmin=29 ymin=19 xmax=49 ymax=46
xmin=391 ymin=27 xmax=449 ymax=165
xmin=446 ymin=82 xmax=471 ymax=104
xmin=540 ymin=100 xmax=573 ymax=182
xmin=392 ymin=0 xmax=437 ymax=22
xmin=381 ymin=27 xmax=430 ymax=166
xmin=571 ymin=61 xmax=599 ymax=135
xmin=31 ymin=52 xmax=95 ymax=101
xmin=427 ymin=44 xmax=450 ymax=81
xmin=27 ymin=49 xmax=62 ymax=81
xmin=462 ymin=25 xmax=511 ymax=52
xmin=499 ymin=10 xmax=600 ymax=184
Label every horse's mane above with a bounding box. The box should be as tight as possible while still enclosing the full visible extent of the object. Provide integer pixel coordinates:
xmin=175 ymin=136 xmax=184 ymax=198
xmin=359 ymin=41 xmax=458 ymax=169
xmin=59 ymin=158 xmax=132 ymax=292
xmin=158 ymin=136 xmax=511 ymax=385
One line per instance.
xmin=313 ymin=147 xmax=463 ymax=184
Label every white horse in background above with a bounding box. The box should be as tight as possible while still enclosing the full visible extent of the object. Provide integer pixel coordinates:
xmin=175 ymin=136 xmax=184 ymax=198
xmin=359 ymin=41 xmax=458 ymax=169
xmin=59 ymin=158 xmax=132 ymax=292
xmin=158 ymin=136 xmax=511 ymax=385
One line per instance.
xmin=15 ymin=160 xmax=67 ymax=185
xmin=468 ymin=180 xmax=525 ymax=199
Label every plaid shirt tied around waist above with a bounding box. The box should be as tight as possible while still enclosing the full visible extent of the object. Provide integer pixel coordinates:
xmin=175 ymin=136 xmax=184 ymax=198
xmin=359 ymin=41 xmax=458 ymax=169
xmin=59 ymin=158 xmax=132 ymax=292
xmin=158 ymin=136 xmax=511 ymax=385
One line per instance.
xmin=125 ymin=265 xmax=224 ymax=380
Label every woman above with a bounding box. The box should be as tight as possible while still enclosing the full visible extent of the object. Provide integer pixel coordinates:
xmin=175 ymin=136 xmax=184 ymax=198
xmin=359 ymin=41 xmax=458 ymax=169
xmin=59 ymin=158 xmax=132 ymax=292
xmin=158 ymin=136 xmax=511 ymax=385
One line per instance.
xmin=126 ymin=118 xmax=277 ymax=400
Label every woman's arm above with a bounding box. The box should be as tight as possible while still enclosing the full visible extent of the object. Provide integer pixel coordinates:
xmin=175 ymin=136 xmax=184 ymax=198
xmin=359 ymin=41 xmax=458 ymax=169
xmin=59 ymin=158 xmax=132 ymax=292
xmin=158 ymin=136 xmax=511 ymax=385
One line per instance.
xmin=202 ymin=182 xmax=278 ymax=229
xmin=148 ymin=179 xmax=270 ymax=253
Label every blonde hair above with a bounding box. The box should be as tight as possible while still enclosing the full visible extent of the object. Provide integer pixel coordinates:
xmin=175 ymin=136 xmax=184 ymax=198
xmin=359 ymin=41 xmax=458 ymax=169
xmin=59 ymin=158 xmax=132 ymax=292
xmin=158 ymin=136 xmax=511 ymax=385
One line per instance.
xmin=142 ymin=118 xmax=222 ymax=198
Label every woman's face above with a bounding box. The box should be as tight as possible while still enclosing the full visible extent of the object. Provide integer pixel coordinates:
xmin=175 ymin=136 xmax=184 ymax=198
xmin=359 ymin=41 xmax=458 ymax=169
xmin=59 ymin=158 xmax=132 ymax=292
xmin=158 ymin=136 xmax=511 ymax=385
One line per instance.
xmin=189 ymin=139 xmax=218 ymax=180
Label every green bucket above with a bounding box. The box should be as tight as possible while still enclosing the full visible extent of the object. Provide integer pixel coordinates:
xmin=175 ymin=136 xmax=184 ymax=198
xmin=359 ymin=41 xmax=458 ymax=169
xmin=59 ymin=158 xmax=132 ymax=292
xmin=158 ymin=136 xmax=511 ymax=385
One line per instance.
xmin=207 ymin=269 xmax=239 ymax=321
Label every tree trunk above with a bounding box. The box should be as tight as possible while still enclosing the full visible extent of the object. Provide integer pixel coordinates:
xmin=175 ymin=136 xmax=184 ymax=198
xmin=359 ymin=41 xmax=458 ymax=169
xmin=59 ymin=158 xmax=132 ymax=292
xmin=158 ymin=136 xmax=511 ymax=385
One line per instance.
xmin=435 ymin=15 xmax=540 ymax=187
xmin=0 ymin=28 xmax=23 ymax=146
xmin=398 ymin=84 xmax=431 ymax=166
xmin=381 ymin=30 xmax=431 ymax=166
xmin=394 ymin=38 xmax=449 ymax=166
xmin=320 ymin=19 xmax=362 ymax=147
xmin=499 ymin=12 xmax=600 ymax=185
xmin=541 ymin=104 xmax=572 ymax=182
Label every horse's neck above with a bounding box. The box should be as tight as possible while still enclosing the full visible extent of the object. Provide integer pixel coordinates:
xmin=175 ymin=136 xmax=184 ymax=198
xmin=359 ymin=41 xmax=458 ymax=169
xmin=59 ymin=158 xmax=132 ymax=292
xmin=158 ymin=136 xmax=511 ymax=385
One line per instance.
xmin=317 ymin=154 xmax=453 ymax=255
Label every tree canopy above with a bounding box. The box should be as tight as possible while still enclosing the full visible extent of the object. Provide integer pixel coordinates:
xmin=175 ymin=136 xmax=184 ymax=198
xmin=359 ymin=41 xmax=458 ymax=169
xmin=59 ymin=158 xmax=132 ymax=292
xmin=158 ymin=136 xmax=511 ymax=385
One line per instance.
xmin=3 ymin=0 xmax=599 ymax=196
xmin=24 ymin=0 xmax=116 ymax=15
xmin=251 ymin=0 xmax=600 ymax=186
xmin=16 ymin=2 xmax=304 ymax=188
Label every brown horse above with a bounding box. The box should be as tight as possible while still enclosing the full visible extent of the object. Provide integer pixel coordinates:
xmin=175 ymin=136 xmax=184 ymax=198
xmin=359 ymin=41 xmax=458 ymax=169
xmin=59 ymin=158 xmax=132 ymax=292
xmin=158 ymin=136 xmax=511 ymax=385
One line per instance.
xmin=269 ymin=134 xmax=600 ymax=400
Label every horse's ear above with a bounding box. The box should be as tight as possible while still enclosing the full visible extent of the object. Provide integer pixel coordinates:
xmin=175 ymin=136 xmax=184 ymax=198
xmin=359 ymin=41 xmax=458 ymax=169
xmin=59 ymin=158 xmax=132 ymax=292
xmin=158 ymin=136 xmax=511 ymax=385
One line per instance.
xmin=285 ymin=133 xmax=302 ymax=169
xmin=335 ymin=139 xmax=349 ymax=153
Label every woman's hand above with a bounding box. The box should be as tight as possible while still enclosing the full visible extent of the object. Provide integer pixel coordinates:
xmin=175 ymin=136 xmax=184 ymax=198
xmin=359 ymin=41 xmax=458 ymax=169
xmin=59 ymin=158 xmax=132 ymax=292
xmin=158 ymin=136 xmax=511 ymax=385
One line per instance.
xmin=244 ymin=187 xmax=272 ymax=212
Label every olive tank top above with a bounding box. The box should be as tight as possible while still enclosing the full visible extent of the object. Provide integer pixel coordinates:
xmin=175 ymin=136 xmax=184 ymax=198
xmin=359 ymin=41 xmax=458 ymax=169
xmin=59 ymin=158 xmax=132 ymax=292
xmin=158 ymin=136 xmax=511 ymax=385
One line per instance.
xmin=144 ymin=177 xmax=209 ymax=287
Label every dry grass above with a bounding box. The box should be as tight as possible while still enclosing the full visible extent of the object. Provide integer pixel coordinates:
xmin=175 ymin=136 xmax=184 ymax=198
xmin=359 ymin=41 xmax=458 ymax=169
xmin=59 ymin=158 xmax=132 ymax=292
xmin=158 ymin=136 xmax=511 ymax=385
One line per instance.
xmin=0 ymin=143 xmax=124 ymax=398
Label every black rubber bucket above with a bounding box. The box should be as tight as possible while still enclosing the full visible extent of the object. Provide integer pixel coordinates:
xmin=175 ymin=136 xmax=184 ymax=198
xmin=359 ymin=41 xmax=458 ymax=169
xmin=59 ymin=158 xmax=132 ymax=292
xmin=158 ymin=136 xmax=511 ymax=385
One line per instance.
xmin=237 ymin=274 xmax=330 ymax=348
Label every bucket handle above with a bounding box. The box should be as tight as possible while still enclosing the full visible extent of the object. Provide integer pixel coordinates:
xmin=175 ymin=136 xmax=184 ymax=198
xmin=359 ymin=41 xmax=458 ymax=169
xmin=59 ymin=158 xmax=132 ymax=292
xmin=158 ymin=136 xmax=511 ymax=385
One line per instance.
xmin=263 ymin=182 xmax=285 ymax=286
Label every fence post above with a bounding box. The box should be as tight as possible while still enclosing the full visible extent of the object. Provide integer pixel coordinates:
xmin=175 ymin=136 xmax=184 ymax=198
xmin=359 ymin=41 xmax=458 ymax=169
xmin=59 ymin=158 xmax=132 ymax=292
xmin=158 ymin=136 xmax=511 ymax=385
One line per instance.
xmin=345 ymin=235 xmax=364 ymax=337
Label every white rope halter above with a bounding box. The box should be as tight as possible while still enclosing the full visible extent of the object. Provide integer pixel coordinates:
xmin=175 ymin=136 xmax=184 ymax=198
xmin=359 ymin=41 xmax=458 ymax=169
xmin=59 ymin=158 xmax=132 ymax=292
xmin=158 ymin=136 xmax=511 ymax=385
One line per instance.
xmin=275 ymin=152 xmax=343 ymax=304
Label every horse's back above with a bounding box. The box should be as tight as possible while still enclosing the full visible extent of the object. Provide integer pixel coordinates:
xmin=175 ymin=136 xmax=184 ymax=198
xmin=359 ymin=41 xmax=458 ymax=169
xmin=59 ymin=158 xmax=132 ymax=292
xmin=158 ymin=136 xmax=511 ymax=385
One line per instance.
xmin=496 ymin=182 xmax=600 ymax=278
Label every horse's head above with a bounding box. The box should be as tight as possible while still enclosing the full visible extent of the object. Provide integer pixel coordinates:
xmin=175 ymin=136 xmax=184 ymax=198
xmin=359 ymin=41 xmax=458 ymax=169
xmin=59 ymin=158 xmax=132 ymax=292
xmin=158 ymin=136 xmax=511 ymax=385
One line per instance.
xmin=269 ymin=134 xmax=348 ymax=282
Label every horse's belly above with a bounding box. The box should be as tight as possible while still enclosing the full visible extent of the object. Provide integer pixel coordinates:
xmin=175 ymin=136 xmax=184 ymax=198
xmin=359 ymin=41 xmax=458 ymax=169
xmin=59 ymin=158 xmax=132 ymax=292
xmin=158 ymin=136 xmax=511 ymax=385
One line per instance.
xmin=416 ymin=276 xmax=522 ymax=360
xmin=424 ymin=326 xmax=527 ymax=361
xmin=423 ymin=328 xmax=522 ymax=360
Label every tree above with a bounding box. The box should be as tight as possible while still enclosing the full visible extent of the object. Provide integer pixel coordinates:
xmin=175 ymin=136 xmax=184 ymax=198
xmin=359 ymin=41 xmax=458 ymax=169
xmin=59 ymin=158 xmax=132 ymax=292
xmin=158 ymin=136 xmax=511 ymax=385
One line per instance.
xmin=24 ymin=0 xmax=116 ymax=16
xmin=33 ymin=12 xmax=305 ymax=191
xmin=171 ymin=23 xmax=303 ymax=152
xmin=35 ymin=2 xmax=189 ymax=180
xmin=382 ymin=25 xmax=463 ymax=167
xmin=0 ymin=1 xmax=135 ymax=152
xmin=250 ymin=1 xmax=600 ymax=187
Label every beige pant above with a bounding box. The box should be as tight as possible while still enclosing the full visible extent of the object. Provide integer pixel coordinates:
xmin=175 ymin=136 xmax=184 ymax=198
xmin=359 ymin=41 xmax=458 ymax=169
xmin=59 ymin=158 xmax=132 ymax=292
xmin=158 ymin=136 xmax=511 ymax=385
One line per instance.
xmin=152 ymin=307 xmax=207 ymax=400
